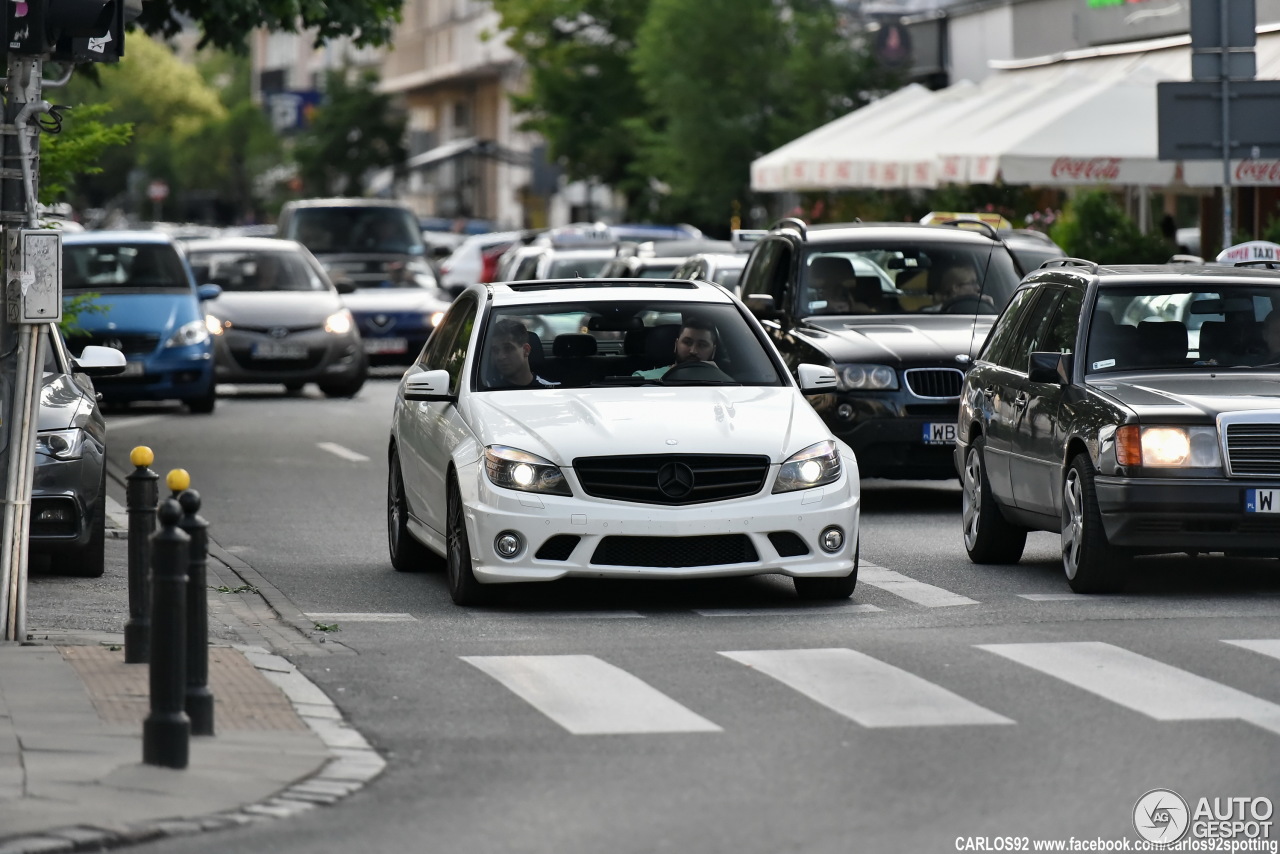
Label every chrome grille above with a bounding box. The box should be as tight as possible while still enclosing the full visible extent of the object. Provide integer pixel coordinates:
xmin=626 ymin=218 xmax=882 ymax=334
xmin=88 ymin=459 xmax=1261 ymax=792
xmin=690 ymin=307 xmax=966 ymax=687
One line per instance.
xmin=904 ymin=367 xmax=964 ymax=399
xmin=1225 ymin=417 xmax=1280 ymax=478
xmin=573 ymin=454 xmax=769 ymax=505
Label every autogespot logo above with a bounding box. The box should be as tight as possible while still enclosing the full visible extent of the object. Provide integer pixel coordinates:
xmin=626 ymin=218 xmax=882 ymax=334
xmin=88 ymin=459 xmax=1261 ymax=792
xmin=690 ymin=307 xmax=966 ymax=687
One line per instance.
xmin=1134 ymin=788 xmax=1191 ymax=843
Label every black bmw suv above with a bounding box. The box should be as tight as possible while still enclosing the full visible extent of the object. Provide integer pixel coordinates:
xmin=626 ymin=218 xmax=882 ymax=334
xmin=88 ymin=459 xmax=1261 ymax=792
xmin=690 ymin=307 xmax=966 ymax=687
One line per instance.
xmin=738 ymin=218 xmax=1023 ymax=479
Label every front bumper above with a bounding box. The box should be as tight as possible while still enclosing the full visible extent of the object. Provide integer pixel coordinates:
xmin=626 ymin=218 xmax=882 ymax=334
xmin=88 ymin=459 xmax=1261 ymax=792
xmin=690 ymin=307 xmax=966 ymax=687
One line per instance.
xmin=456 ymin=459 xmax=861 ymax=584
xmin=811 ymin=394 xmax=959 ymax=480
xmin=214 ymin=329 xmax=365 ymax=384
xmin=30 ymin=454 xmax=100 ymax=549
xmin=1096 ymin=475 xmax=1280 ymax=554
xmin=93 ymin=346 xmax=214 ymax=402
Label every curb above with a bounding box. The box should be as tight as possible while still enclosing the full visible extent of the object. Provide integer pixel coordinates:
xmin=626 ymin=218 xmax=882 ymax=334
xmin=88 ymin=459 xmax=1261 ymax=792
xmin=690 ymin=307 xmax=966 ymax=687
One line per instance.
xmin=0 ymin=646 xmax=384 ymax=854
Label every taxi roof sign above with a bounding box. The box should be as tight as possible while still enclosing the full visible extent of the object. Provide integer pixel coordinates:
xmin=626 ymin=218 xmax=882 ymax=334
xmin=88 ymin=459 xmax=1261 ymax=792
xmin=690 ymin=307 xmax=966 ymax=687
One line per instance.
xmin=920 ymin=211 xmax=1013 ymax=231
xmin=1215 ymin=240 xmax=1280 ymax=264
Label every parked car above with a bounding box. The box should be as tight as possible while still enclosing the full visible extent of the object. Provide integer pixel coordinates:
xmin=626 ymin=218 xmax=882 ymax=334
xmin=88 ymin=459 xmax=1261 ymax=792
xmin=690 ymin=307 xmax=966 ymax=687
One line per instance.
xmin=437 ymin=230 xmax=523 ymax=294
xmin=184 ymin=237 xmax=368 ymax=396
xmin=33 ymin=328 xmax=127 ymax=576
xmin=387 ymin=278 xmax=860 ymax=605
xmin=277 ymin=199 xmax=452 ymax=365
xmin=599 ymin=239 xmax=736 ymax=279
xmin=956 ymin=259 xmax=1280 ymax=592
xmin=671 ymin=253 xmax=749 ymax=294
xmin=999 ymin=228 xmax=1067 ymax=274
xmin=62 ymin=231 xmax=220 ymax=413
xmin=737 ymin=218 xmax=1023 ymax=479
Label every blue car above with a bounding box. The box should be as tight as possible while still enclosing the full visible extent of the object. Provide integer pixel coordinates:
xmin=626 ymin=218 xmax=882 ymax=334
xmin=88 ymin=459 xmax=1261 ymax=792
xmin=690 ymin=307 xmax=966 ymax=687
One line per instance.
xmin=62 ymin=231 xmax=221 ymax=413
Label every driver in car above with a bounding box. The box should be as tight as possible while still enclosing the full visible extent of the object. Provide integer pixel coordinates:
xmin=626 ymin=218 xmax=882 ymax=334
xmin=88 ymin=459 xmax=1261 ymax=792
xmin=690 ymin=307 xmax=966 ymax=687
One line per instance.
xmin=925 ymin=262 xmax=993 ymax=312
xmin=633 ymin=317 xmax=719 ymax=379
xmin=487 ymin=319 xmax=558 ymax=388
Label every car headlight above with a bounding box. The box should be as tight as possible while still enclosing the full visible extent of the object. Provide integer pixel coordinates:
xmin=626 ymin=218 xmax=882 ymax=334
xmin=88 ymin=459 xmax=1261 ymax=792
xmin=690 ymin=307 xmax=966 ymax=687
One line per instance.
xmin=1115 ymin=425 xmax=1221 ymax=468
xmin=325 ymin=309 xmax=354 ymax=335
xmin=773 ymin=440 xmax=842 ymax=493
xmin=835 ymin=363 xmax=897 ymax=391
xmin=428 ymin=311 xmax=444 ymax=328
xmin=205 ymin=314 xmax=225 ymax=336
xmin=484 ymin=445 xmax=571 ymax=496
xmin=35 ymin=428 xmax=85 ymax=461
xmin=164 ymin=319 xmax=210 ymax=348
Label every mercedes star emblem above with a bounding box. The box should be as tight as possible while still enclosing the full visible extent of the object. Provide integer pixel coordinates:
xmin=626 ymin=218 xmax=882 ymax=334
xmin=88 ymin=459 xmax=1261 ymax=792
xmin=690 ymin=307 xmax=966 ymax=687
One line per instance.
xmin=656 ymin=461 xmax=695 ymax=499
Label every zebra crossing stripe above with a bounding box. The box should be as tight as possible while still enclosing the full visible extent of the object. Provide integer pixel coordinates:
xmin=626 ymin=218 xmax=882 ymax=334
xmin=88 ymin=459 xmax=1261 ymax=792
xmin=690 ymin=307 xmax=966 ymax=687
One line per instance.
xmin=461 ymin=655 xmax=722 ymax=735
xmin=1223 ymin=639 xmax=1280 ymax=661
xmin=719 ymin=648 xmax=1013 ymax=728
xmin=859 ymin=564 xmax=978 ymax=607
xmin=695 ymin=604 xmax=882 ymax=617
xmin=980 ymin=641 xmax=1280 ymax=735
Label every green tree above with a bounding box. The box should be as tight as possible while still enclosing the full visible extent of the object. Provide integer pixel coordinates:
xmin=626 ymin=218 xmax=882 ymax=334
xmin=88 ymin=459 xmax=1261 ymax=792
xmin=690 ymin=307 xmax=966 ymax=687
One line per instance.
xmin=490 ymin=0 xmax=652 ymax=203
xmin=39 ymin=103 xmax=132 ymax=205
xmin=1050 ymin=189 xmax=1171 ymax=264
xmin=292 ymin=68 xmax=407 ymax=196
xmin=137 ymin=0 xmax=404 ymax=53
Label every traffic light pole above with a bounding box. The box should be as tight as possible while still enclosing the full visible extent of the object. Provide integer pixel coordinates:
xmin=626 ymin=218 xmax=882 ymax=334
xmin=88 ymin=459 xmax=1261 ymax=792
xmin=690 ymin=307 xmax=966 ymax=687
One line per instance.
xmin=0 ymin=56 xmax=47 ymax=642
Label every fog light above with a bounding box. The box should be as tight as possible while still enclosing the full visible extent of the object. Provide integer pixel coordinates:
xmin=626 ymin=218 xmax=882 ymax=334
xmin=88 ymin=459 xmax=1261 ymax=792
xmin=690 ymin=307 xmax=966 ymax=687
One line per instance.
xmin=819 ymin=526 xmax=844 ymax=553
xmin=837 ymin=403 xmax=854 ymax=420
xmin=494 ymin=531 xmax=522 ymax=558
xmin=36 ymin=506 xmax=72 ymax=523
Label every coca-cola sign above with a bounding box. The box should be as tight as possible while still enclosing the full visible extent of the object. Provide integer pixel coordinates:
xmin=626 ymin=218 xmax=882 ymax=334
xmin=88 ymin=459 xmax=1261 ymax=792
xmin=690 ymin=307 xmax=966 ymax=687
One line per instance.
xmin=1234 ymin=160 xmax=1280 ymax=185
xmin=1050 ymin=157 xmax=1121 ymax=182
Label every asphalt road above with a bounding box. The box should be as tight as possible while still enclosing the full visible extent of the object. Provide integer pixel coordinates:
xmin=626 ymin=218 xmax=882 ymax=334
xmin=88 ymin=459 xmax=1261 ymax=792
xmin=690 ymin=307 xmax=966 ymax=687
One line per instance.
xmin=38 ymin=375 xmax=1280 ymax=853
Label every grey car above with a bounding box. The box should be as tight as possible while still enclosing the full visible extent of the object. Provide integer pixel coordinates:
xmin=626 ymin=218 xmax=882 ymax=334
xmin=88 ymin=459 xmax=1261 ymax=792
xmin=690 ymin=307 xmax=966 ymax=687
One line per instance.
xmin=184 ymin=238 xmax=368 ymax=397
xmin=33 ymin=328 xmax=127 ymax=576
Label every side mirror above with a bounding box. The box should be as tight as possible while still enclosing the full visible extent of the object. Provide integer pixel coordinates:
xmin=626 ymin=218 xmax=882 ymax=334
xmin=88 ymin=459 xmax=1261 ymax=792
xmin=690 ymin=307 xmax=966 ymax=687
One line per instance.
xmin=197 ymin=283 xmax=223 ymax=301
xmin=73 ymin=345 xmax=128 ymax=377
xmin=403 ymin=367 xmax=454 ymax=402
xmin=745 ymin=293 xmax=780 ymax=319
xmin=333 ymin=277 xmax=357 ymax=295
xmin=1028 ymin=351 xmax=1072 ymax=385
xmin=796 ymin=363 xmax=838 ymax=395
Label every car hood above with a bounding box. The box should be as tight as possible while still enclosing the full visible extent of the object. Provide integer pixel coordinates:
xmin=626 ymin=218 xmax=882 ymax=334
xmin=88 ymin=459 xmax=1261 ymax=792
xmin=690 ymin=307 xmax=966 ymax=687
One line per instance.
xmin=801 ymin=315 xmax=995 ymax=363
xmin=1090 ymin=373 xmax=1280 ymax=420
xmin=342 ymin=288 xmax=450 ymax=312
xmin=467 ymin=386 xmax=828 ymax=466
xmin=206 ymin=291 xmax=342 ymax=327
xmin=73 ymin=293 xmax=193 ymax=333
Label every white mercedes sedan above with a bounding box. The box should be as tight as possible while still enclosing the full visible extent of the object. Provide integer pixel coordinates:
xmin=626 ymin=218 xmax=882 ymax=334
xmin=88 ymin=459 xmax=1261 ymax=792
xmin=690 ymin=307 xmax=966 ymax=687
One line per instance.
xmin=387 ymin=278 xmax=860 ymax=605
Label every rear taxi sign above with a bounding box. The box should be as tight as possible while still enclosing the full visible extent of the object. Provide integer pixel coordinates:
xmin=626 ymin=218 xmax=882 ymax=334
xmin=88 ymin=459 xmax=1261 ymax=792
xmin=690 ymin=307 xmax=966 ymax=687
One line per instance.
xmin=1215 ymin=240 xmax=1280 ymax=264
xmin=919 ymin=211 xmax=1013 ymax=230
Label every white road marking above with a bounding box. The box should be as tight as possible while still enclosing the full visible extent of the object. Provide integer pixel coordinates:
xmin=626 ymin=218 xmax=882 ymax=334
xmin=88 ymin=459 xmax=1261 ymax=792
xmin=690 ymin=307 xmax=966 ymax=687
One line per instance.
xmin=720 ymin=648 xmax=1013 ymax=728
xmin=106 ymin=414 xmax=169 ymax=430
xmin=1017 ymin=593 xmax=1136 ymax=602
xmin=317 ymin=442 xmax=369 ymax=462
xmin=468 ymin=610 xmax=644 ymax=619
xmin=462 ymin=654 xmax=721 ymax=735
xmin=981 ymin=641 xmax=1280 ymax=736
xmin=695 ymin=604 xmax=883 ymax=617
xmin=859 ymin=563 xmax=978 ymax=607
xmin=305 ymin=612 xmax=417 ymax=623
xmin=1223 ymin=639 xmax=1280 ymax=661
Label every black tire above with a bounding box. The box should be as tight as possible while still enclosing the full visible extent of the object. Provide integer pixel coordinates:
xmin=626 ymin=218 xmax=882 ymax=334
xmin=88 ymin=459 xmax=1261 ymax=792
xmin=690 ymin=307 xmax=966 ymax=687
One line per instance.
xmin=283 ymin=381 xmax=305 ymax=393
xmin=794 ymin=538 xmax=859 ymax=600
xmin=186 ymin=381 xmax=217 ymax=414
xmin=961 ymin=436 xmax=1027 ymax=564
xmin=1061 ymin=453 xmax=1128 ymax=593
xmin=64 ymin=468 xmax=106 ymax=578
xmin=319 ymin=373 xmax=366 ymax=398
xmin=446 ymin=475 xmax=489 ymax=605
xmin=388 ymin=450 xmax=438 ymax=572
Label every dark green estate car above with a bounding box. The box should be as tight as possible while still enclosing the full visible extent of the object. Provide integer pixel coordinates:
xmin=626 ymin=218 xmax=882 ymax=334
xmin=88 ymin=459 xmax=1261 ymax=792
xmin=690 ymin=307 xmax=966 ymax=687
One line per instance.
xmin=956 ymin=259 xmax=1280 ymax=593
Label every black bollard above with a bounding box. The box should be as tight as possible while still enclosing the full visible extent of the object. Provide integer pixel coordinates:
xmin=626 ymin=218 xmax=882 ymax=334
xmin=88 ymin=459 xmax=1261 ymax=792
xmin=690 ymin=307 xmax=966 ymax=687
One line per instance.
xmin=177 ymin=488 xmax=214 ymax=737
xmin=143 ymin=498 xmax=190 ymax=769
xmin=124 ymin=446 xmax=159 ymax=664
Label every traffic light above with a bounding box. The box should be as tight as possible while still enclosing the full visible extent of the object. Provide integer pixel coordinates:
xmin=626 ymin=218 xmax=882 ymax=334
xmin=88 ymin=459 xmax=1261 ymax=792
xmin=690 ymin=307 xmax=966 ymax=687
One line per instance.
xmin=7 ymin=0 xmax=132 ymax=62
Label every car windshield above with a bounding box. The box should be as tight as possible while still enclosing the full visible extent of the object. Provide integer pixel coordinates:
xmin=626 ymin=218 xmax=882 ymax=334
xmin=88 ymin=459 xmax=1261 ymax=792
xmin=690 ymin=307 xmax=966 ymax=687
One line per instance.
xmin=1087 ymin=283 xmax=1280 ymax=372
xmin=799 ymin=244 xmax=1021 ymax=317
xmin=286 ymin=207 xmax=426 ymax=256
xmin=478 ymin=300 xmax=783 ymax=390
xmin=186 ymin=249 xmax=327 ymax=292
xmin=63 ymin=243 xmax=189 ymax=290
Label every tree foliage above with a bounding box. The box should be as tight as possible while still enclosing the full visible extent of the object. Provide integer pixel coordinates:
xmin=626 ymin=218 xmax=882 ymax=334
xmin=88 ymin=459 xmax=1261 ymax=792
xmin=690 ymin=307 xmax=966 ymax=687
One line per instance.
xmin=39 ymin=104 xmax=132 ymax=205
xmin=1050 ymin=189 xmax=1172 ymax=264
xmin=292 ymin=68 xmax=407 ymax=197
xmin=137 ymin=0 xmax=404 ymax=53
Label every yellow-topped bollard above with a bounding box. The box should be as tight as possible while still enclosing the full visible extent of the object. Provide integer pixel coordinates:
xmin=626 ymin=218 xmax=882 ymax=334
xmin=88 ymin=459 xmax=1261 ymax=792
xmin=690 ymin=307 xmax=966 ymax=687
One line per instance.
xmin=126 ymin=446 xmax=160 ymax=663
xmin=130 ymin=446 xmax=154 ymax=467
xmin=166 ymin=468 xmax=191 ymax=493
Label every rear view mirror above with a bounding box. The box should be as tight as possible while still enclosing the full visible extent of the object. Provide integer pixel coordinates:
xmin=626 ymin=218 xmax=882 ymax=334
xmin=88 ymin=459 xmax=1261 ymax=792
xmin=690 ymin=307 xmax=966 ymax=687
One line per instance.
xmin=74 ymin=345 xmax=128 ymax=377
xmin=333 ymin=277 xmax=357 ymax=295
xmin=797 ymin=363 xmax=838 ymax=394
xmin=745 ymin=293 xmax=780 ymax=319
xmin=403 ymin=368 xmax=453 ymax=402
xmin=1028 ymin=351 xmax=1072 ymax=385
xmin=196 ymin=283 xmax=223 ymax=301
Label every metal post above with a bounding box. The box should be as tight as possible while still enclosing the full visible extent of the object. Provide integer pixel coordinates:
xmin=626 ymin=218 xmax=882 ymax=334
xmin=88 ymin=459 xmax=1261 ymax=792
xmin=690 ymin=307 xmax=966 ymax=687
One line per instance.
xmin=124 ymin=446 xmax=158 ymax=663
xmin=1221 ymin=0 xmax=1233 ymax=255
xmin=177 ymin=487 xmax=213 ymax=736
xmin=143 ymin=498 xmax=189 ymax=769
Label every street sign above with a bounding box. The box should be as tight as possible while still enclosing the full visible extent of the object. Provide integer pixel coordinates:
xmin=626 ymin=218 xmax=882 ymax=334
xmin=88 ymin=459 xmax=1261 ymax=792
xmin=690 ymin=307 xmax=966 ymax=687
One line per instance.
xmin=1157 ymin=80 xmax=1280 ymax=160
xmin=147 ymin=180 xmax=169 ymax=202
xmin=1190 ymin=0 xmax=1255 ymax=51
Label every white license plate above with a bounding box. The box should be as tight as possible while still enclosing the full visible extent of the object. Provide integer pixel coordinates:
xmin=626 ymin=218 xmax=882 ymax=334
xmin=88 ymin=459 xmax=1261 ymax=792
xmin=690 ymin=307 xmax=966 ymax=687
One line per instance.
xmin=1246 ymin=489 xmax=1280 ymax=513
xmin=364 ymin=337 xmax=407 ymax=354
xmin=120 ymin=361 xmax=144 ymax=376
xmin=253 ymin=341 xmax=308 ymax=359
xmin=922 ymin=422 xmax=956 ymax=445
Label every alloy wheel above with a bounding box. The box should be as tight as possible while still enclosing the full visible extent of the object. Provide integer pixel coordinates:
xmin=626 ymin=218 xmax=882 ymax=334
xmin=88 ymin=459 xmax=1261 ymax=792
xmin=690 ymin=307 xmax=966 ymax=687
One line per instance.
xmin=961 ymin=448 xmax=983 ymax=551
xmin=1062 ymin=469 xmax=1084 ymax=580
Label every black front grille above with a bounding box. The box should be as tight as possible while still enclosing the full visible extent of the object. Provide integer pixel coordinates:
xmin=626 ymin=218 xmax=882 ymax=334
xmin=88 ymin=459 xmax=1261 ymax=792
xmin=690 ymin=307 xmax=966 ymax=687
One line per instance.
xmin=573 ymin=454 xmax=769 ymax=505
xmin=904 ymin=368 xmax=964 ymax=398
xmin=768 ymin=531 xmax=809 ymax=557
xmin=76 ymin=333 xmax=159 ymax=358
xmin=1226 ymin=423 xmax=1280 ymax=477
xmin=535 ymin=535 xmax=580 ymax=561
xmin=591 ymin=534 xmax=758 ymax=567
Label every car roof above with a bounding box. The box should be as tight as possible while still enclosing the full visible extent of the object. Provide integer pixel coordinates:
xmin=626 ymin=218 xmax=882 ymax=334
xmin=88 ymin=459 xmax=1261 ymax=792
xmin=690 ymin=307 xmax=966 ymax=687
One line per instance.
xmin=62 ymin=230 xmax=178 ymax=245
xmin=180 ymin=237 xmax=308 ymax=252
xmin=486 ymin=278 xmax=736 ymax=308
xmin=283 ymin=198 xmax=414 ymax=210
xmin=1030 ymin=262 xmax=1280 ymax=287
xmin=784 ymin=222 xmax=1013 ymax=248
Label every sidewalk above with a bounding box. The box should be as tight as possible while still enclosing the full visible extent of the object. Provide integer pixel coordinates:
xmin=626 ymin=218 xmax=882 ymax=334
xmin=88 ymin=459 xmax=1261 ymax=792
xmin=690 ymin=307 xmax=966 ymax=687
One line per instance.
xmin=0 ymin=478 xmax=384 ymax=853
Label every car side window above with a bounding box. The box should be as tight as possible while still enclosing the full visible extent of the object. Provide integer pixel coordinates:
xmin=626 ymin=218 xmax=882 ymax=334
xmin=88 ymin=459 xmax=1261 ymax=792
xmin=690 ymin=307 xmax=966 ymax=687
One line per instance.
xmin=979 ymin=288 xmax=1034 ymax=366
xmin=1038 ymin=289 xmax=1084 ymax=355
xmin=443 ymin=311 xmax=475 ymax=395
xmin=421 ymin=295 xmax=476 ymax=371
xmin=994 ymin=287 xmax=1061 ymax=371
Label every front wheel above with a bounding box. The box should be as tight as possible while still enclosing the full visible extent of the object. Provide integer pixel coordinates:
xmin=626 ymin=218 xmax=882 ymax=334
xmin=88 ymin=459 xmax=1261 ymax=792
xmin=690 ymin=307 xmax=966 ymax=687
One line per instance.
xmin=185 ymin=383 xmax=217 ymax=414
xmin=1061 ymin=453 xmax=1128 ymax=593
xmin=446 ymin=476 xmax=490 ymax=605
xmin=388 ymin=450 xmax=438 ymax=572
xmin=961 ymin=436 xmax=1026 ymax=564
xmin=793 ymin=539 xmax=859 ymax=600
